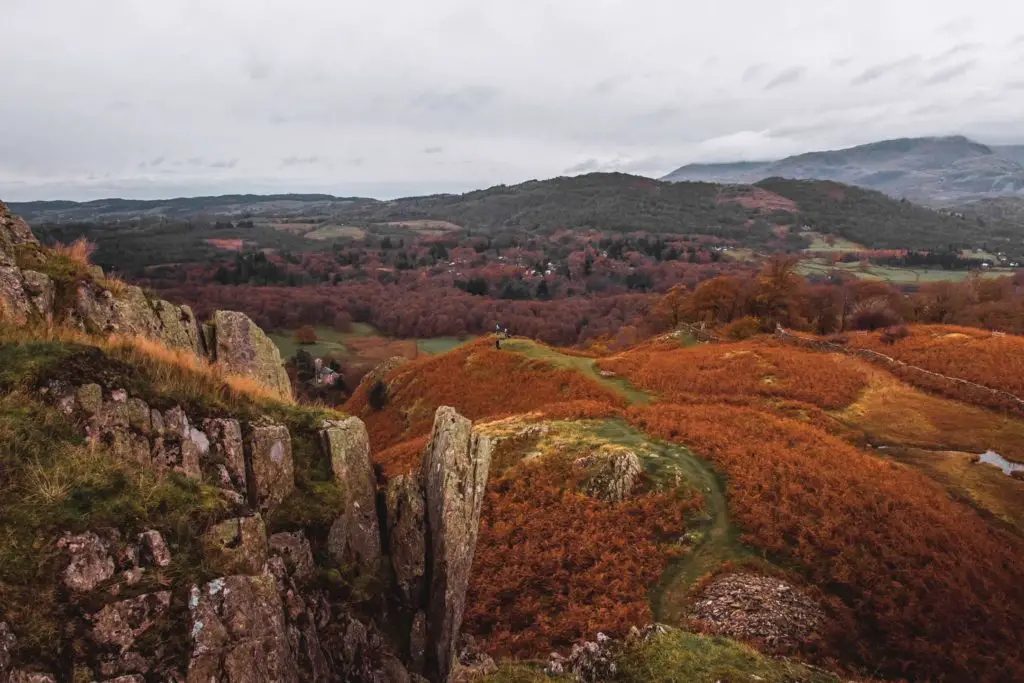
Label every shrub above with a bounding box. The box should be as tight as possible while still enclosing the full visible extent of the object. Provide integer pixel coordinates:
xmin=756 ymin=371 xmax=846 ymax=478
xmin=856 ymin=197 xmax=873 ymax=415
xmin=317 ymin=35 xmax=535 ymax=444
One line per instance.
xmin=368 ymin=379 xmax=388 ymax=410
xmin=848 ymin=297 xmax=903 ymax=331
xmin=879 ymin=324 xmax=909 ymax=345
xmin=723 ymin=316 xmax=761 ymax=340
xmin=294 ymin=325 xmax=319 ymax=345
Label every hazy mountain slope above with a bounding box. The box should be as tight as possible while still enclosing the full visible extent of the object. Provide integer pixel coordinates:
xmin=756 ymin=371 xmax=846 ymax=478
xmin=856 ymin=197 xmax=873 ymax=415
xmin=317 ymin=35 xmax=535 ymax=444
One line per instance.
xmin=663 ymin=136 xmax=1024 ymax=206
xmin=12 ymin=172 xmax=1011 ymax=251
xmin=8 ymin=193 xmax=379 ymax=222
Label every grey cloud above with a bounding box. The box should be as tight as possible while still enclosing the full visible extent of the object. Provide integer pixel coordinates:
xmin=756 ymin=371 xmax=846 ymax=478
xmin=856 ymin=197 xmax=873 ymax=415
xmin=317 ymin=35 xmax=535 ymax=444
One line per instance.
xmin=564 ymin=158 xmax=601 ymax=173
xmin=741 ymin=63 xmax=766 ymax=83
xmin=931 ymin=42 xmax=980 ymax=62
xmin=1007 ymin=80 xmax=1024 ymax=90
xmin=408 ymin=86 xmax=498 ymax=115
xmin=937 ymin=17 xmax=975 ymax=35
xmin=923 ymin=60 xmax=976 ymax=86
xmin=763 ymin=67 xmax=805 ymax=91
xmin=4 ymin=0 xmax=1024 ymax=202
xmin=281 ymin=156 xmax=320 ymax=166
xmin=423 ymin=147 xmax=443 ymax=154
xmin=850 ymin=56 xmax=921 ymax=86
xmin=590 ymin=76 xmax=625 ymax=95
xmin=245 ymin=56 xmax=273 ymax=81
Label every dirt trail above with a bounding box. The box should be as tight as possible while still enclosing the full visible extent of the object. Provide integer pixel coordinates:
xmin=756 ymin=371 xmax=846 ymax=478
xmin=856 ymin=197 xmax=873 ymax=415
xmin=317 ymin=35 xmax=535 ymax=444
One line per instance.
xmin=502 ymin=338 xmax=653 ymax=405
xmin=591 ymin=420 xmax=750 ymax=625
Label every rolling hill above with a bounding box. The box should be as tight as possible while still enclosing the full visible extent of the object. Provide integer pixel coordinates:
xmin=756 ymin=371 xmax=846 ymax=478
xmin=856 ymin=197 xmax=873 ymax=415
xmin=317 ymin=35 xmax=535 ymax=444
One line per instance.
xmin=663 ymin=136 xmax=1024 ymax=206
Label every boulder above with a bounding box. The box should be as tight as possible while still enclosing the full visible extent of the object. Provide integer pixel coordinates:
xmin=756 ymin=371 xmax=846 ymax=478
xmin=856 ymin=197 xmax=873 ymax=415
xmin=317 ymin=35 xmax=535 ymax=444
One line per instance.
xmin=450 ymin=633 xmax=497 ymax=683
xmin=202 ymin=515 xmax=269 ymax=576
xmin=138 ymin=530 xmax=172 ymax=568
xmin=72 ymin=282 xmax=162 ymax=339
xmin=334 ymin=614 xmax=413 ymax=683
xmin=19 ymin=270 xmax=53 ymax=324
xmin=323 ymin=418 xmax=381 ymax=574
xmin=126 ymin=398 xmax=152 ymax=434
xmin=247 ymin=423 xmax=295 ymax=509
xmin=386 ymin=474 xmax=426 ymax=608
xmin=76 ymin=384 xmax=103 ymax=416
xmin=576 ymin=448 xmax=643 ymax=502
xmin=58 ymin=531 xmax=115 ymax=593
xmin=0 ymin=267 xmax=31 ymax=325
xmin=421 ymin=407 xmax=492 ymax=682
xmin=203 ymin=418 xmax=246 ymax=491
xmin=187 ymin=574 xmax=299 ymax=683
xmin=545 ymin=632 xmax=618 ymax=682
xmin=0 ymin=202 xmax=37 ymax=267
xmin=208 ymin=311 xmax=292 ymax=398
xmin=89 ymin=591 xmax=171 ymax=654
xmin=150 ymin=299 xmax=202 ymax=353
xmin=268 ymin=532 xmax=314 ymax=583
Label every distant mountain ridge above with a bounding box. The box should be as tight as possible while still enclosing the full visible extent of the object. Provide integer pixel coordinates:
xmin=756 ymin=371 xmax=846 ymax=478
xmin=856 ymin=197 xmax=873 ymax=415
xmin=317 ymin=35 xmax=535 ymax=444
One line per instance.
xmin=9 ymin=193 xmax=378 ymax=222
xmin=662 ymin=136 xmax=1024 ymax=206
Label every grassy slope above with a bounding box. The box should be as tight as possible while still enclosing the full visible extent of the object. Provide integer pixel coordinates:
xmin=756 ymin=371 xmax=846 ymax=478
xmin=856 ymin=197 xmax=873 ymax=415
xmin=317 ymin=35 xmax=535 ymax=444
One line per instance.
xmin=502 ymin=338 xmax=652 ymax=405
xmin=0 ymin=328 xmax=353 ymax=666
xmin=487 ymin=629 xmax=838 ymax=683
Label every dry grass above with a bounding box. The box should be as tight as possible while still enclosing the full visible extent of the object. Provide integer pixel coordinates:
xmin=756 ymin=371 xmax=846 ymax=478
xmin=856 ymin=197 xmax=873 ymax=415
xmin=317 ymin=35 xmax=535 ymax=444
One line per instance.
xmin=0 ymin=323 xmax=292 ymax=407
xmin=50 ymin=238 xmax=95 ymax=265
xmin=838 ymin=367 xmax=1024 ymax=462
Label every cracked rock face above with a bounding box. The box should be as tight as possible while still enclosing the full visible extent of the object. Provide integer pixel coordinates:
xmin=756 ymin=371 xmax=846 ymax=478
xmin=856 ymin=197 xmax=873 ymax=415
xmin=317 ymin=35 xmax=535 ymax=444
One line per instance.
xmin=323 ymin=418 xmax=381 ymax=575
xmin=247 ymin=423 xmax=295 ymax=510
xmin=208 ymin=311 xmax=292 ymax=398
xmin=689 ymin=573 xmax=826 ymax=653
xmin=202 ymin=515 xmax=269 ymax=576
xmin=187 ymin=573 xmax=299 ymax=683
xmin=422 ymin=406 xmax=492 ymax=682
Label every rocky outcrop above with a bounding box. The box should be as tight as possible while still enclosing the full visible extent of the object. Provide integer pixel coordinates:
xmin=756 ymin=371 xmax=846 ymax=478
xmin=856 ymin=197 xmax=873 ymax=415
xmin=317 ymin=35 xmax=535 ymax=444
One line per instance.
xmin=422 ymin=407 xmax=493 ymax=682
xmin=202 ymin=515 xmax=269 ymax=575
xmin=187 ymin=573 xmax=300 ymax=683
xmin=207 ymin=311 xmax=292 ymax=398
xmin=17 ymin=377 xmax=491 ymax=683
xmin=323 ymin=418 xmax=382 ymax=574
xmin=0 ymin=201 xmax=37 ymax=267
xmin=88 ymin=592 xmax=172 ymax=678
xmin=58 ymin=531 xmax=116 ymax=593
xmin=576 ymin=448 xmax=643 ymax=502
xmin=386 ymin=474 xmax=427 ymax=608
xmin=545 ymin=632 xmax=618 ymax=682
xmin=1 ymin=202 xmax=294 ymax=396
xmin=247 ymin=422 xmax=295 ymax=509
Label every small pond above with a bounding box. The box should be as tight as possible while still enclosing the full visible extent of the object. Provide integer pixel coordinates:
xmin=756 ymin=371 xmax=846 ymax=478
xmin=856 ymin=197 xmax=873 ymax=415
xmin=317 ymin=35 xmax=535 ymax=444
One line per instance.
xmin=978 ymin=450 xmax=1024 ymax=476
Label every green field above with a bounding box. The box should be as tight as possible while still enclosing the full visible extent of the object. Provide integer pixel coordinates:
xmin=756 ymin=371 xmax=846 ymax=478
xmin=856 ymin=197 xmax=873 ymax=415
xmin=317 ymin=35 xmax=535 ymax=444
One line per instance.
xmin=416 ymin=337 xmax=473 ymax=355
xmin=270 ymin=323 xmax=472 ymax=362
xmin=799 ymin=258 xmax=1016 ymax=284
xmin=268 ymin=326 xmax=350 ymax=360
xmin=802 ymin=231 xmax=864 ymax=252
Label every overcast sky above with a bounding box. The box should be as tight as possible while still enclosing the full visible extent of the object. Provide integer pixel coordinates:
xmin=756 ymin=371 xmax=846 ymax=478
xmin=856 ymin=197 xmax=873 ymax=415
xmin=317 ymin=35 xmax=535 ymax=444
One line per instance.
xmin=3 ymin=0 xmax=1024 ymax=201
